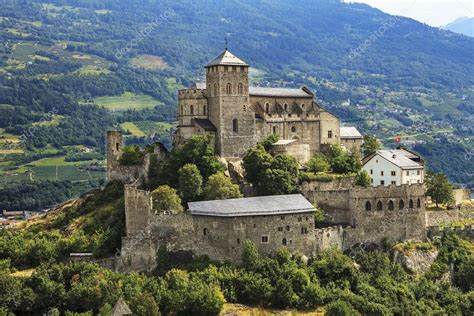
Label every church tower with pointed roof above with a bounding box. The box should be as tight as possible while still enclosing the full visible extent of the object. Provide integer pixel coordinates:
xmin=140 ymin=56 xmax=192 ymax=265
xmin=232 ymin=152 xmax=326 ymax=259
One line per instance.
xmin=175 ymin=48 xmax=346 ymax=162
xmin=205 ymin=49 xmax=256 ymax=158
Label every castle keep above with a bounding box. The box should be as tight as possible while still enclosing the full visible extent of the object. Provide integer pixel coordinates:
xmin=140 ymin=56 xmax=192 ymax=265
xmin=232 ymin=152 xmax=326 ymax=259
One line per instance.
xmin=175 ymin=50 xmax=340 ymax=159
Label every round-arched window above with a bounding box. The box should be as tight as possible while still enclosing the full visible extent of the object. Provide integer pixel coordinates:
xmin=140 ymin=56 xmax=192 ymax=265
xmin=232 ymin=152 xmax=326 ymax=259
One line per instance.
xmin=399 ymin=200 xmax=405 ymax=209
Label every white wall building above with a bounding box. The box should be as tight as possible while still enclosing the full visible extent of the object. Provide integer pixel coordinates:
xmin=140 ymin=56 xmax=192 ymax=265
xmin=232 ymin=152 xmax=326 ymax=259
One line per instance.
xmin=362 ymin=149 xmax=424 ymax=187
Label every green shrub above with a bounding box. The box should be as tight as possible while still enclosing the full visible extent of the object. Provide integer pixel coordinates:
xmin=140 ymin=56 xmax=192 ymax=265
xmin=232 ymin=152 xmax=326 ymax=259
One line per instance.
xmin=307 ymin=154 xmax=330 ymax=173
xmin=118 ymin=145 xmax=143 ymax=165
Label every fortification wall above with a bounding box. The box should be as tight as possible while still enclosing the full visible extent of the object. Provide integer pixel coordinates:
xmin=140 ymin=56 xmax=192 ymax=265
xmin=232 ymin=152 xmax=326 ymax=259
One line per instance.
xmin=315 ymin=225 xmax=344 ymax=252
xmin=106 ymin=131 xmax=149 ymax=185
xmin=300 ymin=176 xmax=355 ymax=192
xmin=427 ymin=225 xmax=473 ymax=241
xmin=124 ymin=185 xmax=151 ymax=237
xmin=303 ymin=189 xmax=351 ymax=224
xmin=344 ymin=184 xmax=426 ymax=249
xmin=425 ymin=210 xmax=460 ymax=227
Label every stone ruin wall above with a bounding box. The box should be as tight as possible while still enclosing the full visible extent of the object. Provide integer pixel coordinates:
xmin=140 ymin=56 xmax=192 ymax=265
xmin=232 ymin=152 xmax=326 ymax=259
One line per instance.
xmin=427 ymin=225 xmax=474 ymax=241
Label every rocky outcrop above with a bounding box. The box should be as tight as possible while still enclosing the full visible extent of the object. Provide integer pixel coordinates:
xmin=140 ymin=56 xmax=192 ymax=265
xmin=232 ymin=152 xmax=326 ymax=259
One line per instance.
xmin=392 ymin=248 xmax=438 ymax=274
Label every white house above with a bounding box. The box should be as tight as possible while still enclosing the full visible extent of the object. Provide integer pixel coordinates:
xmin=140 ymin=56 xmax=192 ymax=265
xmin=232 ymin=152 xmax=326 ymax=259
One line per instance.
xmin=362 ymin=149 xmax=424 ymax=187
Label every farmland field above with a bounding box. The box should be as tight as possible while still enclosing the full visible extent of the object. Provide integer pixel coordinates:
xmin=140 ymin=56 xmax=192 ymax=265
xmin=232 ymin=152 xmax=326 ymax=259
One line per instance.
xmin=121 ymin=122 xmax=146 ymax=137
xmin=130 ymin=54 xmax=168 ymax=70
xmin=93 ymin=92 xmax=160 ymax=111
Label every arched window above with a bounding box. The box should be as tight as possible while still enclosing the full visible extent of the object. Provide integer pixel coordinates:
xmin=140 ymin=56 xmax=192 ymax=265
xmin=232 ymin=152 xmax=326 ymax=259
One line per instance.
xmin=265 ymin=103 xmax=270 ymax=114
xmin=213 ymin=83 xmax=218 ymax=96
xmin=238 ymin=83 xmax=243 ymax=94
xmin=232 ymin=119 xmax=238 ymax=133
xmin=377 ymin=201 xmax=383 ymax=211
xmin=190 ymin=105 xmax=194 ymax=115
xmin=226 ymin=83 xmax=232 ymax=94
xmin=409 ymin=199 xmax=414 ymax=209
xmin=203 ymin=228 xmax=207 ymax=236
xmin=399 ymin=200 xmax=405 ymax=209
xmin=273 ymin=126 xmax=277 ymax=134
xmin=388 ymin=200 xmax=394 ymax=211
xmin=417 ymin=198 xmax=421 ymax=208
xmin=282 ymin=238 xmax=287 ymax=245
xmin=301 ymin=103 xmax=305 ymax=110
xmin=203 ymin=105 xmax=206 ymax=115
xmin=284 ymin=103 xmax=288 ymax=112
xmin=365 ymin=201 xmax=371 ymax=211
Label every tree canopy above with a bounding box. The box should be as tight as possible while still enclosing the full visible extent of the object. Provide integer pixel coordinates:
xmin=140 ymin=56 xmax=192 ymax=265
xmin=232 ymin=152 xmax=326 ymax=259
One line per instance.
xmin=203 ymin=172 xmax=242 ymax=200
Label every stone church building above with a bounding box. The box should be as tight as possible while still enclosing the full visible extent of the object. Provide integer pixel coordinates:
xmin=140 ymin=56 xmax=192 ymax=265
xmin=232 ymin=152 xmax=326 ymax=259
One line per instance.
xmin=174 ymin=49 xmax=341 ymax=159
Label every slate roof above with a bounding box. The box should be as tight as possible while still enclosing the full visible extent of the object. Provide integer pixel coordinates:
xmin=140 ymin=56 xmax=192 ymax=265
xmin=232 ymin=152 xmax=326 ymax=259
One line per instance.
xmin=188 ymin=194 xmax=315 ymax=217
xmin=205 ymin=50 xmax=248 ymax=67
xmin=249 ymin=87 xmax=312 ymax=98
xmin=374 ymin=149 xmax=423 ymax=170
xmin=340 ymin=126 xmax=363 ymax=139
xmin=194 ymin=118 xmax=217 ymax=132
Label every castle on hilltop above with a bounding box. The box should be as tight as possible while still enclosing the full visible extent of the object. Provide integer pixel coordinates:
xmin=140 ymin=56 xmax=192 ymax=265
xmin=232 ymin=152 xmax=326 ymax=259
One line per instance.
xmin=174 ymin=49 xmax=353 ymax=160
xmin=104 ymin=50 xmax=431 ymax=273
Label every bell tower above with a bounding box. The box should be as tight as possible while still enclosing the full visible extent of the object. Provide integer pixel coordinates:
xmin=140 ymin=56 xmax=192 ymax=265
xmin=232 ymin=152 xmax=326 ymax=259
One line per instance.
xmin=205 ymin=49 xmax=255 ymax=158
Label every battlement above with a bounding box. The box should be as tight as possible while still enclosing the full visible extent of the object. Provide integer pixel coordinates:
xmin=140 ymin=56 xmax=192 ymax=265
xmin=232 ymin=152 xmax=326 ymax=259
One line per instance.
xmin=350 ymin=183 xmax=425 ymax=199
xmin=178 ymin=88 xmax=206 ymax=100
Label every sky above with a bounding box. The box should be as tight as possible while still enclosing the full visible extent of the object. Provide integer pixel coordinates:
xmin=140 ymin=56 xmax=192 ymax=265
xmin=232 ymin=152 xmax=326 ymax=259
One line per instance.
xmin=347 ymin=0 xmax=474 ymax=27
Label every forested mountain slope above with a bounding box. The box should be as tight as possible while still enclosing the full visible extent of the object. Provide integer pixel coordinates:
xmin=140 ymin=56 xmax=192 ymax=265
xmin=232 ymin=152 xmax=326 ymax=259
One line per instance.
xmin=0 ymin=0 xmax=472 ymax=210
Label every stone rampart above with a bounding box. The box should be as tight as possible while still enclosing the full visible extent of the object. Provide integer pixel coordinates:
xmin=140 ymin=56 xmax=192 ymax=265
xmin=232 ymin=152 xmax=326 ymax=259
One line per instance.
xmin=344 ymin=184 xmax=426 ymax=249
xmin=427 ymin=225 xmax=473 ymax=241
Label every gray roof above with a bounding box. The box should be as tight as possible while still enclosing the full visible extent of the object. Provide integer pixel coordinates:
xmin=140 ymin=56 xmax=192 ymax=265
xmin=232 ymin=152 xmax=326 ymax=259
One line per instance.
xmin=112 ymin=298 xmax=132 ymax=316
xmin=192 ymin=82 xmax=206 ymax=90
xmin=205 ymin=50 xmax=248 ymax=67
xmin=376 ymin=150 xmax=423 ymax=169
xmin=194 ymin=118 xmax=217 ymax=132
xmin=340 ymin=126 xmax=363 ymax=139
xmin=191 ymin=81 xmax=312 ymax=98
xmin=188 ymin=194 xmax=315 ymax=217
xmin=273 ymin=139 xmax=297 ymax=146
xmin=249 ymin=86 xmax=312 ymax=98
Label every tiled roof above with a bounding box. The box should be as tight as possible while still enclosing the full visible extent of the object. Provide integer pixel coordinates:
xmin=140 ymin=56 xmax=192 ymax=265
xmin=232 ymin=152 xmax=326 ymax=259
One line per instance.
xmin=249 ymin=87 xmax=312 ymax=98
xmin=340 ymin=126 xmax=363 ymax=139
xmin=205 ymin=50 xmax=248 ymax=67
xmin=188 ymin=194 xmax=315 ymax=217
xmin=376 ymin=149 xmax=423 ymax=169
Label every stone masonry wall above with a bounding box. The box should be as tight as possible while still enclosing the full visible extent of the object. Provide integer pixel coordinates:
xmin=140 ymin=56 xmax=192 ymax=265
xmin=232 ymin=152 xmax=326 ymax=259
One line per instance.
xmin=345 ymin=184 xmax=426 ymax=248
xmin=191 ymin=212 xmax=317 ymax=263
xmin=315 ymin=225 xmax=344 ymax=252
